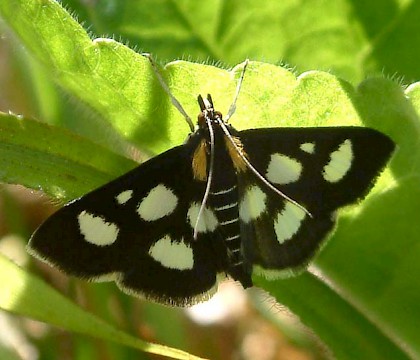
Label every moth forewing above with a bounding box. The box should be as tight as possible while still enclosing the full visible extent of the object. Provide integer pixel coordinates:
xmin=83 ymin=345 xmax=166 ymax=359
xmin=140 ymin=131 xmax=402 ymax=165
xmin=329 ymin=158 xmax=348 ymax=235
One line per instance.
xmin=237 ymin=126 xmax=395 ymax=278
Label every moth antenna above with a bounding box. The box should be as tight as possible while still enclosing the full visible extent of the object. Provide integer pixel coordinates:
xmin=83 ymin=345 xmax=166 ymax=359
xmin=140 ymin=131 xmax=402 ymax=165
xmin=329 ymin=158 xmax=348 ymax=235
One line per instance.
xmin=225 ymin=59 xmax=249 ymax=123
xmin=219 ymin=120 xmax=313 ymax=218
xmin=143 ymin=53 xmax=195 ymax=132
xmin=194 ymin=117 xmax=216 ymax=239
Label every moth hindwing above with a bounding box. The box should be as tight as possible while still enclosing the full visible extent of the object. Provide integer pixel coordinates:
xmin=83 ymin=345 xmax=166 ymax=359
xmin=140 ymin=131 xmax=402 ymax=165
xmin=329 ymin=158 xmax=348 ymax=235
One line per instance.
xmin=28 ymin=62 xmax=395 ymax=306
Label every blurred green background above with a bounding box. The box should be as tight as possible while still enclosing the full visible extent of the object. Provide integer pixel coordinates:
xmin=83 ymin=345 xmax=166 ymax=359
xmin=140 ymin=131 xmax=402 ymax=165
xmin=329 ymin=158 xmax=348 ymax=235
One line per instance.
xmin=0 ymin=1 xmax=419 ymax=359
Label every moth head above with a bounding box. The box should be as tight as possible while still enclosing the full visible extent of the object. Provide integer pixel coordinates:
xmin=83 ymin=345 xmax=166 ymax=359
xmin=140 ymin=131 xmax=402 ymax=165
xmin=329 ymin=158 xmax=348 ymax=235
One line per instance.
xmin=197 ymin=94 xmax=223 ymax=130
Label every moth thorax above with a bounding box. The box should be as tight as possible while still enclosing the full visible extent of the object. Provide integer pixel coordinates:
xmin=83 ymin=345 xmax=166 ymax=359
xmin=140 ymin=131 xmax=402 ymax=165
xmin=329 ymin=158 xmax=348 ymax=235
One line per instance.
xmin=192 ymin=139 xmax=208 ymax=181
xmin=225 ymin=136 xmax=248 ymax=172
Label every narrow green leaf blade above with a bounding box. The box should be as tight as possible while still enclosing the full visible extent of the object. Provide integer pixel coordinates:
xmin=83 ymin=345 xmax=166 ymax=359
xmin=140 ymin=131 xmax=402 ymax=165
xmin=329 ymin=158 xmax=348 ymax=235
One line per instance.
xmin=0 ymin=112 xmax=137 ymax=200
xmin=0 ymin=254 xmax=204 ymax=360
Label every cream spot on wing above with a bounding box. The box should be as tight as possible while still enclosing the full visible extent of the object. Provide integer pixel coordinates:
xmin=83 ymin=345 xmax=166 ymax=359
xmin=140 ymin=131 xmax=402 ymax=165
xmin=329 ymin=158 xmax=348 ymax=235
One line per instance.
xmin=239 ymin=185 xmax=267 ymax=223
xmin=323 ymin=139 xmax=353 ymax=183
xmin=137 ymin=184 xmax=178 ymax=221
xmin=148 ymin=235 xmax=194 ymax=270
xmin=266 ymin=153 xmax=302 ymax=185
xmin=300 ymin=142 xmax=315 ymax=154
xmin=187 ymin=203 xmax=218 ymax=233
xmin=115 ymin=190 xmax=133 ymax=205
xmin=274 ymin=202 xmax=306 ymax=244
xmin=78 ymin=211 xmax=119 ymax=246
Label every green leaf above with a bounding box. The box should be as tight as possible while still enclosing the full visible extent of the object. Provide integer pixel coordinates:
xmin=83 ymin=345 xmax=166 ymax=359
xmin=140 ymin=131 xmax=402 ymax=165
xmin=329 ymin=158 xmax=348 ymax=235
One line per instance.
xmin=0 ymin=112 xmax=136 ymax=201
xmin=254 ymin=273 xmax=409 ymax=360
xmin=0 ymin=254 xmax=204 ymax=360
xmin=0 ymin=0 xmax=165 ymax=152
xmin=61 ymin=0 xmax=420 ymax=83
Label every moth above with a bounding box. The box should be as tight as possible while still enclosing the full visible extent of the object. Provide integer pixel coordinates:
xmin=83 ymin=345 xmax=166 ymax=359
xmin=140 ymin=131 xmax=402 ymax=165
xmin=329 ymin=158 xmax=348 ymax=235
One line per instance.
xmin=29 ymin=58 xmax=395 ymax=306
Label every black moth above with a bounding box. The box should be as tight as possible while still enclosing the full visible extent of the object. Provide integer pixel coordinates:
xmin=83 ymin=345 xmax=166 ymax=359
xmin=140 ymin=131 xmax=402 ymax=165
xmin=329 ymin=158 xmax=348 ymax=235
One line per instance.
xmin=29 ymin=59 xmax=395 ymax=306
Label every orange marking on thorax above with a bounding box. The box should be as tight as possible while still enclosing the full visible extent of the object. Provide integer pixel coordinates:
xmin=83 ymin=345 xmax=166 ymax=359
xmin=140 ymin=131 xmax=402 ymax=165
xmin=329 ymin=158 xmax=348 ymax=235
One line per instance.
xmin=192 ymin=139 xmax=208 ymax=181
xmin=225 ymin=136 xmax=247 ymax=172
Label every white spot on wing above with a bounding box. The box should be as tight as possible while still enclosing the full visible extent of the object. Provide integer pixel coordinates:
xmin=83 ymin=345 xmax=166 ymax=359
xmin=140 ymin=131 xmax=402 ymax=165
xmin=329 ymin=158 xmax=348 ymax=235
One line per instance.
xmin=274 ymin=202 xmax=306 ymax=244
xmin=323 ymin=139 xmax=353 ymax=183
xmin=78 ymin=211 xmax=119 ymax=246
xmin=188 ymin=203 xmax=218 ymax=233
xmin=266 ymin=153 xmax=302 ymax=185
xmin=148 ymin=235 xmax=194 ymax=270
xmin=116 ymin=190 xmax=133 ymax=205
xmin=300 ymin=142 xmax=315 ymax=154
xmin=239 ymin=185 xmax=267 ymax=223
xmin=137 ymin=184 xmax=178 ymax=221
